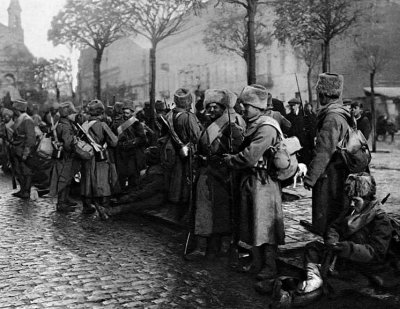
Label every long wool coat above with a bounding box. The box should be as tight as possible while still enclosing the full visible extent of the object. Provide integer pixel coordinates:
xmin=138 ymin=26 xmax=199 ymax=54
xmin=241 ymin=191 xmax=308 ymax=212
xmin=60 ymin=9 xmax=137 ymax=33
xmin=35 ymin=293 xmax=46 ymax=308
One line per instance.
xmin=194 ymin=111 xmax=246 ymax=236
xmin=304 ymin=101 xmax=352 ymax=233
xmin=167 ymin=108 xmax=202 ymax=204
xmin=80 ymin=117 xmax=119 ymax=198
xmin=226 ymin=115 xmax=285 ymax=247
xmin=49 ymin=117 xmax=80 ymax=196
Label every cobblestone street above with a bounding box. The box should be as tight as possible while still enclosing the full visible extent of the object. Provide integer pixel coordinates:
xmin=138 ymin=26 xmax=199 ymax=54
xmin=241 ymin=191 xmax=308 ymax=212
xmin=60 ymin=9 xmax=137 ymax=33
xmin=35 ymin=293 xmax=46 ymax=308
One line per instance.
xmin=0 ymin=172 xmax=272 ymax=309
xmin=0 ymin=140 xmax=399 ymax=308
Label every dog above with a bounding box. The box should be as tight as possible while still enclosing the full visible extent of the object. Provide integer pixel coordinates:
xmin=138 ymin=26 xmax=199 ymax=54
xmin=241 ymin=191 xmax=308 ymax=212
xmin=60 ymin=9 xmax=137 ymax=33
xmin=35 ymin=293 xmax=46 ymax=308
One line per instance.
xmin=293 ymin=163 xmax=308 ymax=189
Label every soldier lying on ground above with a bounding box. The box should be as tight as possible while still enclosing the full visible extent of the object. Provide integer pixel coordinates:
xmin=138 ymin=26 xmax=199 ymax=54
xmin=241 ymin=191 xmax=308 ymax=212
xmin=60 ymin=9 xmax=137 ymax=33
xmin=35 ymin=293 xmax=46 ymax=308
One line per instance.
xmin=297 ymin=172 xmax=400 ymax=295
xmin=103 ymin=146 xmax=166 ymax=216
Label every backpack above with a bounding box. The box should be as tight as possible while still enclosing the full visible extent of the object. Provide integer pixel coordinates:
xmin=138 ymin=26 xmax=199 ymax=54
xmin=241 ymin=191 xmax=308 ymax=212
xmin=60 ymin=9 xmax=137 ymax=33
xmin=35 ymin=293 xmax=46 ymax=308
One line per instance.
xmin=259 ymin=117 xmax=302 ymax=181
xmin=337 ymin=117 xmax=371 ymax=173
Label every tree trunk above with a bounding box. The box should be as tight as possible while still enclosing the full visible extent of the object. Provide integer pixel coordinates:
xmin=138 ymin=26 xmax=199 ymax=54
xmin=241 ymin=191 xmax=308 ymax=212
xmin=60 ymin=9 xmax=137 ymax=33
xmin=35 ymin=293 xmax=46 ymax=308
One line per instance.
xmin=307 ymin=66 xmax=313 ymax=105
xmin=93 ymin=50 xmax=103 ymax=99
xmin=322 ymin=40 xmax=330 ymax=72
xmin=247 ymin=1 xmax=257 ymax=84
xmin=370 ymin=71 xmax=377 ymax=152
xmin=149 ymin=44 xmax=157 ymax=131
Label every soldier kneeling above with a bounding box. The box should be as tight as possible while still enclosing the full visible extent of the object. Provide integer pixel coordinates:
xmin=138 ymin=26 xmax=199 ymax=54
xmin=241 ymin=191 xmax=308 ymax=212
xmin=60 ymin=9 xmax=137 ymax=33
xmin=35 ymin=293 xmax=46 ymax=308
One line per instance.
xmin=298 ymin=172 xmax=399 ymax=294
xmin=105 ymin=146 xmax=166 ymax=216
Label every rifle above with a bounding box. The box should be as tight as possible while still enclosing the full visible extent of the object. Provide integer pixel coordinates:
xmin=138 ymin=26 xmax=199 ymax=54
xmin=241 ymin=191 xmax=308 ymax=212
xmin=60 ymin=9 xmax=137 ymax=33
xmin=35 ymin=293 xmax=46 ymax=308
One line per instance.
xmin=227 ymin=109 xmax=240 ymax=266
xmin=3 ymin=123 xmax=17 ymax=189
xmin=183 ymin=144 xmax=195 ymax=259
xmin=50 ymin=116 xmax=63 ymax=159
xmin=295 ymin=73 xmax=305 ymax=116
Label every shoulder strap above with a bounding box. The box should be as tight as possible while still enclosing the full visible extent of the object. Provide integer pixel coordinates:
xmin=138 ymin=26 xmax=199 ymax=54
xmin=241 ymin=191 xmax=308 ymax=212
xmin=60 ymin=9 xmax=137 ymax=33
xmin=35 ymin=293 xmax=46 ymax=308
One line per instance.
xmin=165 ymin=111 xmax=185 ymax=147
xmin=258 ymin=116 xmax=284 ymax=139
xmin=117 ymin=115 xmax=138 ymax=137
xmin=12 ymin=113 xmax=29 ymax=132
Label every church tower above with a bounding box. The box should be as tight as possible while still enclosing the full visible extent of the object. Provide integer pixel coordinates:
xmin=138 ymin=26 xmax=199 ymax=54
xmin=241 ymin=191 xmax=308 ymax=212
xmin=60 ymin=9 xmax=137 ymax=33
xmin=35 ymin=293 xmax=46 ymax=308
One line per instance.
xmin=8 ymin=0 xmax=24 ymax=43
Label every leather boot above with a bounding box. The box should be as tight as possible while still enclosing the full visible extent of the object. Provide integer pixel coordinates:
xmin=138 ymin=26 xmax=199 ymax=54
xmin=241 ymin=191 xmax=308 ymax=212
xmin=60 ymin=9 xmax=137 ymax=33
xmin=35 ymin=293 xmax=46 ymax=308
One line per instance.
xmin=100 ymin=196 xmax=110 ymax=208
xmin=57 ymin=189 xmax=74 ymax=213
xmin=64 ymin=185 xmax=78 ymax=207
xmin=297 ymin=263 xmax=323 ymax=294
xmin=82 ymin=197 xmax=96 ymax=214
xmin=185 ymin=236 xmax=207 ymax=261
xmin=12 ymin=178 xmax=25 ymax=197
xmin=20 ymin=176 xmax=32 ymax=199
xmin=256 ymin=245 xmax=278 ymax=280
xmin=206 ymin=235 xmax=220 ymax=260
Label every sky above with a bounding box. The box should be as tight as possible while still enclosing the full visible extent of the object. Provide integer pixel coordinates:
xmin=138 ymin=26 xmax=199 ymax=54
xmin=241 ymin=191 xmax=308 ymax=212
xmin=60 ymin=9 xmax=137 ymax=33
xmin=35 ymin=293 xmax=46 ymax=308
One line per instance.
xmin=0 ymin=0 xmax=71 ymax=59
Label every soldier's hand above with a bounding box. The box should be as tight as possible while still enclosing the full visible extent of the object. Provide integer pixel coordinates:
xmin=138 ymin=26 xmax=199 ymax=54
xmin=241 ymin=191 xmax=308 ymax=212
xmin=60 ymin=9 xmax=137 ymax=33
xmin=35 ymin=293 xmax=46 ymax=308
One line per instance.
xmin=331 ymin=241 xmax=351 ymax=258
xmin=222 ymin=153 xmax=232 ymax=166
xmin=22 ymin=155 xmax=28 ymax=162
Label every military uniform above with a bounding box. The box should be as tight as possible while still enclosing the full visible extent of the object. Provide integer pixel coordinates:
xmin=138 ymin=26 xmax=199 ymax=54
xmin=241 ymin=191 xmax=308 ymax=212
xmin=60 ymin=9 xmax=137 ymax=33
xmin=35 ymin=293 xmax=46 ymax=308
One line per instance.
xmin=10 ymin=99 xmax=36 ymax=199
xmin=49 ymin=102 xmax=80 ymax=211
xmin=80 ymin=100 xmax=118 ymax=211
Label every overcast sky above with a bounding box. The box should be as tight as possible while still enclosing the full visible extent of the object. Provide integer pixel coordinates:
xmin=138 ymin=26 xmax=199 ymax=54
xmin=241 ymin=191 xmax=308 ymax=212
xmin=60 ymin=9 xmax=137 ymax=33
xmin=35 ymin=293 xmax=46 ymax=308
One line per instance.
xmin=0 ymin=0 xmax=71 ymax=59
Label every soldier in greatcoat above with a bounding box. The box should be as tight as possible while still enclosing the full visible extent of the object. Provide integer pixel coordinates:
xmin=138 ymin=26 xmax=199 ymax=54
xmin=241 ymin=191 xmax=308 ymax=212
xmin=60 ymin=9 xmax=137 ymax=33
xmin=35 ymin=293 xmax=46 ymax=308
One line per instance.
xmin=10 ymin=99 xmax=36 ymax=199
xmin=304 ymin=73 xmax=354 ymax=234
xmin=224 ymin=85 xmax=285 ymax=281
xmin=80 ymin=100 xmax=118 ymax=213
xmin=114 ymin=100 xmax=146 ymax=191
xmin=166 ymin=88 xmax=202 ymax=219
xmin=49 ymin=101 xmax=80 ymax=212
xmin=186 ymin=89 xmax=246 ymax=260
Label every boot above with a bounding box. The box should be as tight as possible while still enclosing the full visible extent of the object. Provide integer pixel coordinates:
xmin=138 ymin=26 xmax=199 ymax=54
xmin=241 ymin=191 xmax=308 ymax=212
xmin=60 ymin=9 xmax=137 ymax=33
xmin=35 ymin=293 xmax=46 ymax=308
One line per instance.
xmin=256 ymin=245 xmax=278 ymax=280
xmin=206 ymin=235 xmax=220 ymax=260
xmin=185 ymin=236 xmax=207 ymax=261
xmin=12 ymin=178 xmax=25 ymax=197
xmin=20 ymin=176 xmax=32 ymax=199
xmin=57 ymin=190 xmax=74 ymax=213
xmin=297 ymin=263 xmax=323 ymax=294
xmin=100 ymin=196 xmax=110 ymax=208
xmin=82 ymin=198 xmax=96 ymax=214
xmin=254 ymin=278 xmax=276 ymax=295
xmin=64 ymin=186 xmax=78 ymax=207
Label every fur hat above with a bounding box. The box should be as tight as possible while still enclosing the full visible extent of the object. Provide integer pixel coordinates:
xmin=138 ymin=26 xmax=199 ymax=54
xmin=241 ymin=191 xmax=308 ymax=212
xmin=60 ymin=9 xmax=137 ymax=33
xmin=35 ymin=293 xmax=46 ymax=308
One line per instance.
xmin=113 ymin=101 xmax=124 ymax=113
xmin=174 ymin=88 xmax=194 ymax=108
xmin=239 ymin=84 xmax=269 ymax=110
xmin=2 ymin=108 xmax=13 ymax=117
xmin=60 ymin=101 xmax=77 ymax=114
xmin=288 ymin=98 xmax=301 ymax=106
xmin=12 ymin=98 xmax=28 ymax=112
xmin=88 ymin=99 xmax=105 ymax=116
xmin=203 ymin=89 xmax=237 ymax=109
xmin=345 ymin=172 xmax=376 ymax=198
xmin=316 ymin=73 xmax=344 ymax=98
xmin=155 ymin=100 xmax=166 ymax=111
xmin=122 ymin=99 xmax=135 ymax=111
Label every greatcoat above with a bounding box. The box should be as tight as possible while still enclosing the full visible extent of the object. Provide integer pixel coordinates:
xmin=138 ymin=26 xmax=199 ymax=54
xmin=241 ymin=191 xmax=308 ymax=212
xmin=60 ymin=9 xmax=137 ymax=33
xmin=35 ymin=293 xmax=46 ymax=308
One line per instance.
xmin=194 ymin=110 xmax=246 ymax=236
xmin=167 ymin=107 xmax=202 ymax=204
xmin=49 ymin=116 xmax=80 ymax=196
xmin=304 ymin=101 xmax=352 ymax=233
xmin=80 ymin=117 xmax=118 ymax=198
xmin=226 ymin=115 xmax=285 ymax=247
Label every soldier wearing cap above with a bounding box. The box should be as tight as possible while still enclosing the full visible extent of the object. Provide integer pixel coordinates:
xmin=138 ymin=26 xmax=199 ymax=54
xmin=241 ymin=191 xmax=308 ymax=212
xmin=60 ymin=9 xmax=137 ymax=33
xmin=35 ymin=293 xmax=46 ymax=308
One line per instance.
xmin=350 ymin=101 xmax=371 ymax=140
xmin=286 ymin=97 xmax=307 ymax=164
xmin=10 ymin=99 xmax=36 ymax=199
xmin=49 ymin=101 xmax=80 ymax=212
xmin=114 ymin=99 xmax=147 ymax=191
xmin=186 ymin=89 xmax=246 ymax=260
xmin=165 ymin=88 xmax=202 ymax=219
xmin=80 ymin=99 xmax=119 ymax=213
xmin=304 ymin=73 xmax=357 ymax=234
xmin=224 ymin=84 xmax=285 ymax=281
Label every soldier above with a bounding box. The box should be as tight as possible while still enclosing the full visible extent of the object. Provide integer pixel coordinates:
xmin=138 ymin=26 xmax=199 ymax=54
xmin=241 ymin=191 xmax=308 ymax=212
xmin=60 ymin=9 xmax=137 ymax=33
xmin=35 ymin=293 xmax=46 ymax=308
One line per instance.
xmin=165 ymin=88 xmax=202 ymax=219
xmin=286 ymin=98 xmax=307 ymax=164
xmin=115 ymin=99 xmax=146 ymax=191
xmin=49 ymin=101 xmax=80 ymax=213
xmin=186 ymin=89 xmax=246 ymax=260
xmin=80 ymin=100 xmax=118 ymax=214
xmin=350 ymin=101 xmax=371 ymax=140
xmin=0 ymin=108 xmax=14 ymax=172
xmin=10 ymin=99 xmax=36 ymax=199
xmin=224 ymin=85 xmax=285 ymax=281
xmin=304 ymin=73 xmax=353 ymax=234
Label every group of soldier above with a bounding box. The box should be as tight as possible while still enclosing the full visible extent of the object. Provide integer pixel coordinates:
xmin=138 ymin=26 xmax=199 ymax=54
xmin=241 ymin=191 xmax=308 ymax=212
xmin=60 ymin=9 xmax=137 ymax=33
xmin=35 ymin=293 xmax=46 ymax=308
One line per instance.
xmin=0 ymin=72 xmax=399 ymax=302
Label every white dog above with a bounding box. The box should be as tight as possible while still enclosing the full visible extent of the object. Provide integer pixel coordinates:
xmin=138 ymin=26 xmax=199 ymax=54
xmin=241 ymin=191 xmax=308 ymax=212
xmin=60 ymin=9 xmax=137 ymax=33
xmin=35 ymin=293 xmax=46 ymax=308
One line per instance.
xmin=293 ymin=163 xmax=308 ymax=189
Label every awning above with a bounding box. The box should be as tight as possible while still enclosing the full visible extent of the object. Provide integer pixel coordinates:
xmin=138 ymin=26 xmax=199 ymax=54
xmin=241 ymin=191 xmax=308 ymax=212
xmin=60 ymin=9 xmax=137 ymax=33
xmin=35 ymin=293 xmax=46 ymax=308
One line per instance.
xmin=363 ymin=87 xmax=400 ymax=98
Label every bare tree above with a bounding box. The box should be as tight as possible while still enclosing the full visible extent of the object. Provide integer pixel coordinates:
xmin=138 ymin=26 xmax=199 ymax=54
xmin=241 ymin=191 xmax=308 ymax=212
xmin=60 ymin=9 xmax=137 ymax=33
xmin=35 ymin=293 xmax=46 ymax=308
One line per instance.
xmin=122 ymin=0 xmax=200 ymax=129
xmin=217 ymin=0 xmax=274 ymax=84
xmin=48 ymin=0 xmax=130 ymax=99
xmin=274 ymin=0 xmax=362 ymax=72
xmin=203 ymin=6 xmax=272 ymax=80
xmin=296 ymin=42 xmax=321 ymax=104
